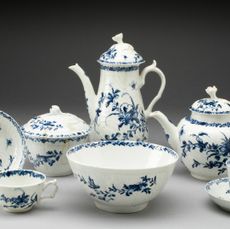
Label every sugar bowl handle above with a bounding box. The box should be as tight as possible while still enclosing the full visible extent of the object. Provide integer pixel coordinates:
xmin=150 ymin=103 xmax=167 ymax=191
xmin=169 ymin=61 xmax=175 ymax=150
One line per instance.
xmin=141 ymin=60 xmax=166 ymax=118
xmin=40 ymin=179 xmax=58 ymax=200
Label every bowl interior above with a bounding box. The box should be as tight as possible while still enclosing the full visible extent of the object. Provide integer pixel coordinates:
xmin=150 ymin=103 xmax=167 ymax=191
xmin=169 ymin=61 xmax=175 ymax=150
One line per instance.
xmin=68 ymin=141 xmax=178 ymax=170
xmin=206 ymin=178 xmax=230 ymax=201
xmin=0 ymin=170 xmax=45 ymax=187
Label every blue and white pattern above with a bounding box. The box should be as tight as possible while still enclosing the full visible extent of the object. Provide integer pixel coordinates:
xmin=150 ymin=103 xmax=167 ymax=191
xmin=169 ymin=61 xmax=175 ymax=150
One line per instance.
xmin=181 ymin=132 xmax=230 ymax=175
xmin=93 ymin=86 xmax=148 ymax=141
xmin=68 ymin=140 xmax=178 ymax=158
xmin=24 ymin=133 xmax=88 ymax=144
xmin=0 ymin=188 xmax=37 ymax=209
xmin=29 ymin=116 xmax=64 ymax=131
xmin=190 ymin=99 xmax=230 ymax=114
xmin=0 ymin=170 xmax=45 ymax=179
xmin=27 ymin=150 xmax=62 ymax=167
xmin=0 ymin=111 xmax=26 ymax=170
xmin=186 ymin=117 xmax=230 ymax=128
xmin=206 ymin=177 xmax=230 ymax=191
xmin=98 ymin=47 xmax=144 ymax=65
xmin=77 ymin=175 xmax=156 ymax=202
xmin=100 ymin=65 xmax=139 ymax=72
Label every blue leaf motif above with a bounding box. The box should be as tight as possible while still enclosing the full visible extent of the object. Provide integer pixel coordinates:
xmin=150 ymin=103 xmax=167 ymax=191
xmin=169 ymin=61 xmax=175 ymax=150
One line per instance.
xmin=182 ymin=132 xmax=230 ymax=174
xmin=77 ymin=175 xmax=157 ymax=202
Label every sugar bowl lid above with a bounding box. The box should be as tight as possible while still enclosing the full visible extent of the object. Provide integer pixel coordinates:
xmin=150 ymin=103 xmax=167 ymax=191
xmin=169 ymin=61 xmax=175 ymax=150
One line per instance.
xmin=23 ymin=105 xmax=90 ymax=139
xmin=98 ymin=33 xmax=145 ymax=66
xmin=190 ymin=86 xmax=230 ymax=115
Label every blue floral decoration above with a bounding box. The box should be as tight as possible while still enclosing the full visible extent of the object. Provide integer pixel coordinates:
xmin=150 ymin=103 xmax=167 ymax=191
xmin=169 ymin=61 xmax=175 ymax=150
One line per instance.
xmin=94 ymin=86 xmax=148 ymax=141
xmin=27 ymin=150 xmax=62 ymax=167
xmin=0 ymin=111 xmax=26 ymax=170
xmin=186 ymin=117 xmax=230 ymax=127
xmin=190 ymin=99 xmax=230 ymax=114
xmin=0 ymin=170 xmax=45 ymax=179
xmin=77 ymin=175 xmax=157 ymax=202
xmin=0 ymin=188 xmax=37 ymax=209
xmin=68 ymin=140 xmax=178 ymax=158
xmin=181 ymin=132 xmax=230 ymax=175
xmin=29 ymin=116 xmax=63 ymax=131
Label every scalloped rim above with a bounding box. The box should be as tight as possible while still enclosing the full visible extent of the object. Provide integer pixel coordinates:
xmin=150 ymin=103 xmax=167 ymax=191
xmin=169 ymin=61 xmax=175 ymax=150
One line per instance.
xmin=22 ymin=126 xmax=90 ymax=140
xmin=67 ymin=140 xmax=179 ymax=172
xmin=205 ymin=177 xmax=230 ymax=201
xmin=190 ymin=107 xmax=230 ymax=115
xmin=0 ymin=111 xmax=26 ymax=170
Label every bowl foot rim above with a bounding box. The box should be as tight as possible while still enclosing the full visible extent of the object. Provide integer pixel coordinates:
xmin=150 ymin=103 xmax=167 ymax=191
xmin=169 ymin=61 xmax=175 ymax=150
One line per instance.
xmin=94 ymin=201 xmax=148 ymax=213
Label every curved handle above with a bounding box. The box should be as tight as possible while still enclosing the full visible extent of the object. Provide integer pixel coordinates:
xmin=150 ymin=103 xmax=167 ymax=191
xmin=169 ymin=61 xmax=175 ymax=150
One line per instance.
xmin=40 ymin=179 xmax=58 ymax=201
xmin=141 ymin=60 xmax=166 ymax=118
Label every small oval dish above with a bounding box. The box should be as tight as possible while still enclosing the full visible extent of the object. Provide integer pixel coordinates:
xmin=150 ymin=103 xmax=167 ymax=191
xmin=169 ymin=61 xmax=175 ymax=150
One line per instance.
xmin=0 ymin=111 xmax=25 ymax=171
xmin=22 ymin=105 xmax=90 ymax=176
xmin=0 ymin=169 xmax=58 ymax=213
xmin=205 ymin=177 xmax=230 ymax=212
xmin=67 ymin=140 xmax=179 ymax=213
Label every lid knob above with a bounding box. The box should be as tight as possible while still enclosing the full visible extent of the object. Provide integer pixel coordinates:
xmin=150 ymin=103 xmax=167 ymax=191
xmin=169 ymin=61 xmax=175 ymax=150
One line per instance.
xmin=49 ymin=105 xmax=62 ymax=115
xmin=205 ymin=86 xmax=218 ymax=99
xmin=112 ymin=33 xmax=123 ymax=44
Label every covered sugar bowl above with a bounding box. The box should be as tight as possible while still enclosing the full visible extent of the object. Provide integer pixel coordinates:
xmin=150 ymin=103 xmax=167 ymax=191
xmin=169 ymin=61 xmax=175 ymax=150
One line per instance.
xmin=151 ymin=86 xmax=230 ymax=181
xmin=22 ymin=105 xmax=90 ymax=176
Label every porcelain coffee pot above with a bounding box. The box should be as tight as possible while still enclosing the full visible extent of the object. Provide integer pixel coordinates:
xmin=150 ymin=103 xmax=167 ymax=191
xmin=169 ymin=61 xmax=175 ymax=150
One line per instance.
xmin=150 ymin=86 xmax=230 ymax=180
xmin=69 ymin=33 xmax=166 ymax=141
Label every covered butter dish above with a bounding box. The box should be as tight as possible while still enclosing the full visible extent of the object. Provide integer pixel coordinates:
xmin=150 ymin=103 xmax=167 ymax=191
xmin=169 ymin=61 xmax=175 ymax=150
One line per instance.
xmin=22 ymin=105 xmax=90 ymax=176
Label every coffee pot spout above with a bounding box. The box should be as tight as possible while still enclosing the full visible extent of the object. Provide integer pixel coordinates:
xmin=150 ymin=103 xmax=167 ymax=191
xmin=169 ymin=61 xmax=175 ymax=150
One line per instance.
xmin=68 ymin=63 xmax=96 ymax=121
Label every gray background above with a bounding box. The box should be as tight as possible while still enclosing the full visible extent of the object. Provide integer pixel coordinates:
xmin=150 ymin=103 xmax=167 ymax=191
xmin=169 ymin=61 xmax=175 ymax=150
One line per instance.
xmin=0 ymin=1 xmax=229 ymax=228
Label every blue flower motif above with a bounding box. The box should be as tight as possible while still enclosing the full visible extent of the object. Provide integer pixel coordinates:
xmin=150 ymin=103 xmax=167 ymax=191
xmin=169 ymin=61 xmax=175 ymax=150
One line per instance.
xmin=94 ymin=86 xmax=148 ymax=141
xmin=0 ymin=188 xmax=37 ymax=209
xmin=30 ymin=117 xmax=63 ymax=131
xmin=77 ymin=175 xmax=157 ymax=202
xmin=28 ymin=150 xmax=62 ymax=167
xmin=181 ymin=132 xmax=230 ymax=175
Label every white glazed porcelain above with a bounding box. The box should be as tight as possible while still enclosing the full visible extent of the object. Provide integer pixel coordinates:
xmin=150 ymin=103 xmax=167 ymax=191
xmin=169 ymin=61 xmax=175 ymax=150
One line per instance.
xmin=22 ymin=105 xmax=90 ymax=176
xmin=0 ymin=170 xmax=58 ymax=213
xmin=68 ymin=33 xmax=166 ymax=141
xmin=205 ymin=177 xmax=230 ymax=212
xmin=67 ymin=141 xmax=178 ymax=213
xmin=151 ymin=86 xmax=230 ymax=181
xmin=0 ymin=111 xmax=26 ymax=171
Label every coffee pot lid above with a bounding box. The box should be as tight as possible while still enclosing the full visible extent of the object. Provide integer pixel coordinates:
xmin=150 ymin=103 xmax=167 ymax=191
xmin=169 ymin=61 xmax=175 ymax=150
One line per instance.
xmin=23 ymin=105 xmax=90 ymax=138
xmin=190 ymin=86 xmax=230 ymax=115
xmin=98 ymin=33 xmax=145 ymax=66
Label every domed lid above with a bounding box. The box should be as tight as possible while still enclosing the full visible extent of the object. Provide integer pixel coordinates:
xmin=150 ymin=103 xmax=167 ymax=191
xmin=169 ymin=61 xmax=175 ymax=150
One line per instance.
xmin=190 ymin=86 xmax=230 ymax=115
xmin=23 ymin=105 xmax=90 ymax=138
xmin=98 ymin=33 xmax=145 ymax=66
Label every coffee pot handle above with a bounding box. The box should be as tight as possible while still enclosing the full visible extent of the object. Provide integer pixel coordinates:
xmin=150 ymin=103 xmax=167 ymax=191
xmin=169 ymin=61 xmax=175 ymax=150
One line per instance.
xmin=140 ymin=60 xmax=166 ymax=118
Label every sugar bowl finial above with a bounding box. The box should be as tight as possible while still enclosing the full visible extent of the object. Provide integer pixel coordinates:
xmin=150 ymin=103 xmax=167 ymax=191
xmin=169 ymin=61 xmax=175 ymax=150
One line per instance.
xmin=112 ymin=33 xmax=123 ymax=43
xmin=205 ymin=86 xmax=218 ymax=99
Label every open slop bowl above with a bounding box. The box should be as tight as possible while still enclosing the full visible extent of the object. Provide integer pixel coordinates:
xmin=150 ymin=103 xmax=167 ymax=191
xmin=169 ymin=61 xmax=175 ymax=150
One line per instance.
xmin=67 ymin=141 xmax=179 ymax=213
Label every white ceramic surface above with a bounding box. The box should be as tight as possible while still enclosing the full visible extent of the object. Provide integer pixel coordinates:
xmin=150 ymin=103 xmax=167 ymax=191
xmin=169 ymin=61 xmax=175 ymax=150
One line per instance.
xmin=22 ymin=105 xmax=90 ymax=176
xmin=68 ymin=33 xmax=166 ymax=141
xmin=0 ymin=170 xmax=58 ymax=213
xmin=150 ymin=86 xmax=230 ymax=181
xmin=67 ymin=141 xmax=178 ymax=213
xmin=0 ymin=111 xmax=25 ymax=171
xmin=206 ymin=177 xmax=230 ymax=212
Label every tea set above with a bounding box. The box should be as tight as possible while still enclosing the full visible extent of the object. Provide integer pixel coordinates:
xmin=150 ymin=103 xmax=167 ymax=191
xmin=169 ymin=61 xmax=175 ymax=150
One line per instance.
xmin=0 ymin=33 xmax=229 ymax=213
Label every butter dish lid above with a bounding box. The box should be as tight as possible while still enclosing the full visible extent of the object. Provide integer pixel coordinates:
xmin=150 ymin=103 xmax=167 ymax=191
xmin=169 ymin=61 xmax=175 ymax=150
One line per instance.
xmin=23 ymin=105 xmax=90 ymax=139
xmin=190 ymin=86 xmax=230 ymax=115
xmin=98 ymin=33 xmax=144 ymax=66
